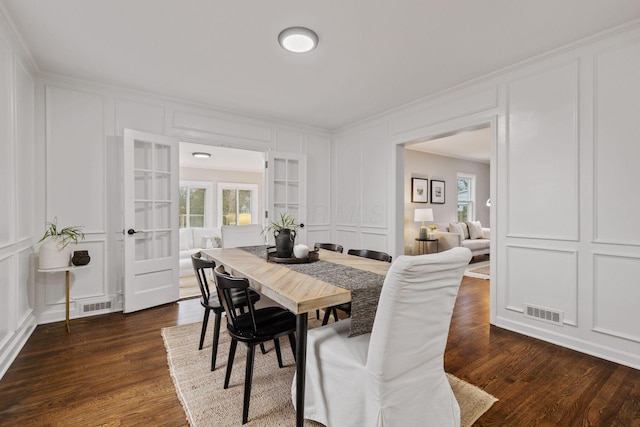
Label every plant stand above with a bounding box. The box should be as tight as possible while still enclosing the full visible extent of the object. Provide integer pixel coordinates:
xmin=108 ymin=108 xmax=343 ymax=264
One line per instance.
xmin=38 ymin=264 xmax=91 ymax=332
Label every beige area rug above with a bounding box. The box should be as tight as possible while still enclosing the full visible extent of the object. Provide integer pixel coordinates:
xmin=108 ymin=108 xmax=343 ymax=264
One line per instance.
xmin=162 ymin=322 xmax=498 ymax=427
xmin=464 ymin=260 xmax=490 ymax=280
xmin=180 ymin=275 xmax=201 ymax=299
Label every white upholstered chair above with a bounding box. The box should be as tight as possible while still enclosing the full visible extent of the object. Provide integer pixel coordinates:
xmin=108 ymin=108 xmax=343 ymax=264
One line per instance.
xmin=221 ymin=224 xmax=264 ymax=248
xmin=292 ymin=247 xmax=472 ymax=427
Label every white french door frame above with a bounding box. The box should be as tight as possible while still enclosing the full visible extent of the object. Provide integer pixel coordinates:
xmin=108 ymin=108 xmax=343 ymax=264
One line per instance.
xmin=123 ymin=129 xmax=179 ymax=313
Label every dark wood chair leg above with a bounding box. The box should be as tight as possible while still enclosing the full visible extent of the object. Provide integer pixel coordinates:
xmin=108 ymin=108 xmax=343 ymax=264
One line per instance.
xmin=260 ymin=343 xmax=267 ymax=354
xmin=199 ymin=308 xmax=210 ymax=350
xmin=242 ymin=344 xmax=256 ymax=424
xmin=211 ymin=311 xmax=221 ymax=371
xmin=332 ymin=307 xmax=338 ymax=322
xmin=316 ymin=309 xmax=320 ymax=319
xmin=274 ymin=338 xmax=283 ymax=368
xmin=288 ymin=333 xmax=296 ymax=361
xmin=224 ymin=338 xmax=237 ymax=389
xmin=322 ymin=308 xmax=332 ymax=325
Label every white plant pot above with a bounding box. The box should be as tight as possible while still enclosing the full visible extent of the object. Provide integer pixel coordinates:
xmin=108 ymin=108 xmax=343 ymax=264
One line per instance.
xmin=39 ymin=237 xmax=72 ymax=269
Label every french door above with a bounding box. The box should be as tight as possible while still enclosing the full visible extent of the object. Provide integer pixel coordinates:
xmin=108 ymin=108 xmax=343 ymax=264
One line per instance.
xmin=266 ymin=151 xmax=307 ymax=244
xmin=123 ymin=129 xmax=179 ymax=313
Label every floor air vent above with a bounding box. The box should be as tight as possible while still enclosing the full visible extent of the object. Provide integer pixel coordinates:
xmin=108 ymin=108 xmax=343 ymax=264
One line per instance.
xmin=82 ymin=301 xmax=112 ymax=313
xmin=524 ymin=304 xmax=564 ymax=326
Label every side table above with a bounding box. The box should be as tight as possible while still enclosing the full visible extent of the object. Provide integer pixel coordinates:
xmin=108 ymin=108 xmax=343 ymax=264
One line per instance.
xmin=38 ymin=264 xmax=91 ymax=332
xmin=415 ymin=238 xmax=439 ymax=255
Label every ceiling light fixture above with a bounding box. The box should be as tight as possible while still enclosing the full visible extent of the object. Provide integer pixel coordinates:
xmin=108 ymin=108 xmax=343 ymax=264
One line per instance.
xmin=192 ymin=152 xmax=211 ymax=159
xmin=278 ymin=27 xmax=318 ymax=53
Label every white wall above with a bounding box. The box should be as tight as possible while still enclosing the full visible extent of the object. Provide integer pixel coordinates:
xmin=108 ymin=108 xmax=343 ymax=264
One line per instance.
xmin=0 ymin=8 xmax=332 ymax=379
xmin=404 ymin=150 xmax=490 ymax=254
xmin=0 ymin=11 xmax=37 ymax=378
xmin=333 ymin=21 xmax=640 ymax=369
xmin=33 ymin=80 xmax=332 ymax=323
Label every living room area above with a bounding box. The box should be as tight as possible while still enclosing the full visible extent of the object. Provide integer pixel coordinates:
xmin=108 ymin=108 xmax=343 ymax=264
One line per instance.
xmin=403 ymin=126 xmax=491 ymax=280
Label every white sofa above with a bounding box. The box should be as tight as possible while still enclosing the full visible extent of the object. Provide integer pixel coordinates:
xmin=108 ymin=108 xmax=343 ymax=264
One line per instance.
xmin=433 ymin=221 xmax=490 ymax=257
xmin=179 ymin=227 xmax=222 ymax=277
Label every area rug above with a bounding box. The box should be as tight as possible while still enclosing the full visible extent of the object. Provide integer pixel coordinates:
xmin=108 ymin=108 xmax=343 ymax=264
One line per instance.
xmin=179 ymin=275 xmax=201 ymax=299
xmin=162 ymin=322 xmax=498 ymax=426
xmin=464 ymin=260 xmax=490 ymax=280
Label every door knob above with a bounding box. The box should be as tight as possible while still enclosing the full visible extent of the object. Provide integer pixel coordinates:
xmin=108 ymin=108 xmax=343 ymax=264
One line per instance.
xmin=127 ymin=228 xmax=138 ymax=235
xmin=299 ymin=223 xmax=305 ymax=228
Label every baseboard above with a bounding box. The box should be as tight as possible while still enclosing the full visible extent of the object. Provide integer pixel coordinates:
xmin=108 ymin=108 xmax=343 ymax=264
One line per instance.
xmin=0 ymin=312 xmax=37 ymax=380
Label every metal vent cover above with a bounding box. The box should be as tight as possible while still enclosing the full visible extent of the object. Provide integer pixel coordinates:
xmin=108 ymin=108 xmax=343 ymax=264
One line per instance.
xmin=524 ymin=304 xmax=564 ymax=326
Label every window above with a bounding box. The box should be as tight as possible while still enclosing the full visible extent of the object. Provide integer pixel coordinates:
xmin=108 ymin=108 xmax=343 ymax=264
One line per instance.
xmin=218 ymin=183 xmax=258 ymax=226
xmin=457 ymin=173 xmax=476 ymax=222
xmin=179 ymin=181 xmax=213 ymax=228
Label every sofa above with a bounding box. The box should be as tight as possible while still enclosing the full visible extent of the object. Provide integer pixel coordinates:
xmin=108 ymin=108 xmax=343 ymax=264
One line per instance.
xmin=179 ymin=227 xmax=222 ymax=277
xmin=433 ymin=221 xmax=490 ymax=257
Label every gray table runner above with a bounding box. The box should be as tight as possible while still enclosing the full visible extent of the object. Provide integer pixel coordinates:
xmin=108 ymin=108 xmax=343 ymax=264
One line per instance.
xmin=238 ymin=246 xmax=385 ymax=336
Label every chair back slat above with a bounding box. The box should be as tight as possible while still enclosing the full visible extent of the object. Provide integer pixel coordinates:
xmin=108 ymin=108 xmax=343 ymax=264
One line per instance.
xmin=314 ymin=243 xmax=344 ymax=253
xmin=191 ymin=252 xmax=215 ymax=300
xmin=214 ymin=265 xmax=258 ymax=333
xmin=347 ymin=249 xmax=392 ymax=263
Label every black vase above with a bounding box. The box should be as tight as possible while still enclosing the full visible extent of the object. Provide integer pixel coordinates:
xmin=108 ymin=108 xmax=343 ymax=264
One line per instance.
xmin=72 ymin=250 xmax=91 ymax=266
xmin=274 ymin=229 xmax=296 ymax=258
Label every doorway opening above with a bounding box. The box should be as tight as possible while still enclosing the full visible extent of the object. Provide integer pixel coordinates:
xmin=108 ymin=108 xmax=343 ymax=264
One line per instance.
xmin=397 ymin=120 xmax=496 ymax=300
xmin=178 ymin=142 xmax=265 ymax=299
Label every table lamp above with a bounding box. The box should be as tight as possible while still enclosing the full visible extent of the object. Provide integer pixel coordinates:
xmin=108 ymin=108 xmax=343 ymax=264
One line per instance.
xmin=414 ymin=208 xmax=434 ymax=240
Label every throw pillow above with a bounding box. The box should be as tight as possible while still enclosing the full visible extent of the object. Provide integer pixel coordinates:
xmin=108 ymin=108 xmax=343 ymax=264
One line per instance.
xmin=449 ymin=222 xmax=464 ymax=237
xmin=466 ymin=221 xmax=484 ymax=239
xmin=457 ymin=222 xmax=470 ymax=239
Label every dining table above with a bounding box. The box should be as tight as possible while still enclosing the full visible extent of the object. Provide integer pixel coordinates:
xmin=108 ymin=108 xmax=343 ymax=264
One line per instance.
xmin=201 ymin=246 xmax=391 ymax=427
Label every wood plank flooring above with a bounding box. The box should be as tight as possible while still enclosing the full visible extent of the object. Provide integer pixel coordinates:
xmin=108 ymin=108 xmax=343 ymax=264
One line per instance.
xmin=1 ymin=276 xmax=639 ymax=426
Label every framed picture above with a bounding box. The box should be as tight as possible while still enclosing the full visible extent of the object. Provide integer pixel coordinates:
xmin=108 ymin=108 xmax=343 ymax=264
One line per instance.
xmin=411 ymin=178 xmax=428 ymax=203
xmin=431 ymin=180 xmax=445 ymax=204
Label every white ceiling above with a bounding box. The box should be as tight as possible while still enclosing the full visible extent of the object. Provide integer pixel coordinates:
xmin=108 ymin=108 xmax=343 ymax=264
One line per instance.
xmin=179 ymin=142 xmax=264 ymax=172
xmin=407 ymin=127 xmax=491 ymax=164
xmin=2 ymin=1 xmax=640 ymax=130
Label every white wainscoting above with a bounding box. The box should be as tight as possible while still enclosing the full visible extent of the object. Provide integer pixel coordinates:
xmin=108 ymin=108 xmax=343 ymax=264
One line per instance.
xmin=593 ymin=253 xmax=640 ymax=343
xmin=506 ymin=61 xmax=580 ymax=241
xmin=594 ymin=38 xmax=640 ymax=246
xmin=115 ymin=98 xmax=165 ymax=136
xmin=505 ymin=245 xmax=578 ymax=326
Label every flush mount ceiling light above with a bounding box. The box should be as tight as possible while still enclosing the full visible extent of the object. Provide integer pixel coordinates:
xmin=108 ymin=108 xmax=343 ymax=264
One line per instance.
xmin=192 ymin=152 xmax=211 ymax=159
xmin=278 ymin=26 xmax=318 ymax=53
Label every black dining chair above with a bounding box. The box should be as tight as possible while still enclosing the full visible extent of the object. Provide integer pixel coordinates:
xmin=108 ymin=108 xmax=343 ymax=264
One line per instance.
xmin=347 ymin=248 xmax=392 ymax=263
xmin=213 ymin=265 xmax=297 ymax=425
xmin=191 ymin=252 xmax=261 ymax=371
xmin=314 ymin=242 xmax=344 ymax=253
xmin=322 ymin=248 xmax=393 ymax=326
xmin=313 ymin=242 xmax=344 ymax=319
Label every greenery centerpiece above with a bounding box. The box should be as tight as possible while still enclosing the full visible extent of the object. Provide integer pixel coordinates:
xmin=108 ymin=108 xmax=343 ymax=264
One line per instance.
xmin=262 ymin=212 xmax=299 ymax=258
xmin=38 ymin=217 xmax=85 ymax=269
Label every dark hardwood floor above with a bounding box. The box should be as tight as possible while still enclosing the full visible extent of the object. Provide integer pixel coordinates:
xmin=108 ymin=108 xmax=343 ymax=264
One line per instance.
xmin=1 ymin=276 xmax=639 ymax=426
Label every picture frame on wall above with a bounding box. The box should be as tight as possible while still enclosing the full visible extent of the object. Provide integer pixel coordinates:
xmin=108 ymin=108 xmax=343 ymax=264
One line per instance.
xmin=431 ymin=180 xmax=445 ymax=204
xmin=411 ymin=178 xmax=428 ymax=203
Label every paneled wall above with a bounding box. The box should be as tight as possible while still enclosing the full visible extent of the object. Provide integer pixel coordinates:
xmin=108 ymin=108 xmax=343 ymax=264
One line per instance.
xmin=33 ymin=82 xmax=332 ymax=327
xmin=333 ymin=122 xmax=390 ymax=253
xmin=333 ymin=22 xmax=640 ymax=369
xmin=0 ymin=14 xmax=37 ymax=378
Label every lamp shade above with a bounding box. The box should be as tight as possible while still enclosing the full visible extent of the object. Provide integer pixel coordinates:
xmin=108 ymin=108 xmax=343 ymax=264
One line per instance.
xmin=414 ymin=208 xmax=434 ymax=222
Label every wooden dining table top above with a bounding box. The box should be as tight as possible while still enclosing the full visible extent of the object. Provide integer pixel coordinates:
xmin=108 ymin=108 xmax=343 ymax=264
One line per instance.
xmin=201 ymin=247 xmax=391 ymax=315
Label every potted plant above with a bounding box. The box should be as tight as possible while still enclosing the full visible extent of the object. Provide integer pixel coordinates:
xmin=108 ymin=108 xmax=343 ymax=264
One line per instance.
xmin=262 ymin=212 xmax=299 ymax=258
xmin=427 ymin=224 xmax=438 ymax=239
xmin=38 ymin=217 xmax=85 ymax=269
